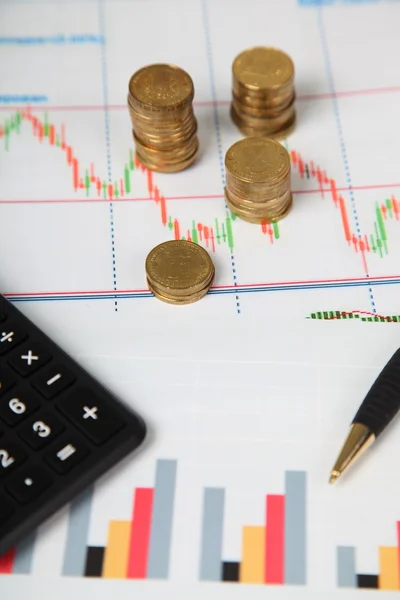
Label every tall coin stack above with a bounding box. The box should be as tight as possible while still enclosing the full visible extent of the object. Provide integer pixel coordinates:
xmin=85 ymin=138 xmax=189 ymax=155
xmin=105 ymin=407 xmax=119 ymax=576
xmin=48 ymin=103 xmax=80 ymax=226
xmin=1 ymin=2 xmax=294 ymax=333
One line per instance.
xmin=128 ymin=64 xmax=199 ymax=173
xmin=230 ymin=46 xmax=296 ymax=139
xmin=145 ymin=240 xmax=215 ymax=305
xmin=224 ymin=137 xmax=293 ymax=224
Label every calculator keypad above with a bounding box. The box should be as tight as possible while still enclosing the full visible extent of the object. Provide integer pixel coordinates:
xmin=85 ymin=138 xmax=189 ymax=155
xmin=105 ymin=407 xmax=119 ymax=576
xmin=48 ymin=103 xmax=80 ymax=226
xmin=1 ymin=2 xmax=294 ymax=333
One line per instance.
xmin=0 ymin=293 xmax=146 ymax=558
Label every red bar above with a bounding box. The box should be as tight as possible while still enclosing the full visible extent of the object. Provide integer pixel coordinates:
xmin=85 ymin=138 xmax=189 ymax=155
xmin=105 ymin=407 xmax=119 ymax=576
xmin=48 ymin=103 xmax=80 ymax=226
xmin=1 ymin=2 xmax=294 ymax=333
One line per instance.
xmin=0 ymin=548 xmax=15 ymax=574
xmin=392 ymin=196 xmax=399 ymax=220
xmin=49 ymin=125 xmax=55 ymax=145
xmin=290 ymin=150 xmax=297 ymax=164
xmin=108 ymin=183 xmax=113 ymax=200
xmin=339 ymin=195 xmax=351 ymax=242
xmin=265 ymin=495 xmax=285 ymax=584
xmin=61 ymin=123 xmax=66 ymax=149
xmin=147 ymin=171 xmax=153 ymax=195
xmin=173 ymin=218 xmax=180 ymax=240
xmin=330 ymin=179 xmax=338 ymax=205
xmin=160 ymin=196 xmax=167 ymax=225
xmin=66 ymin=146 xmax=72 ymax=165
xmin=197 ymin=223 xmax=203 ymax=241
xmin=210 ymin=228 xmax=216 ymax=253
xmin=72 ymin=158 xmax=79 ymax=191
xmin=127 ymin=488 xmax=154 ymax=579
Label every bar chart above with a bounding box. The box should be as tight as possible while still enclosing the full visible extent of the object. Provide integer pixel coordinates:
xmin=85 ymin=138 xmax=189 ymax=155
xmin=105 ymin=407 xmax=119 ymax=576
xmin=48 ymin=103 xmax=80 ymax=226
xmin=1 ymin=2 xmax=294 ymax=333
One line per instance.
xmin=337 ymin=522 xmax=400 ymax=591
xmin=199 ymin=470 xmax=307 ymax=585
xmin=0 ymin=458 xmax=177 ymax=580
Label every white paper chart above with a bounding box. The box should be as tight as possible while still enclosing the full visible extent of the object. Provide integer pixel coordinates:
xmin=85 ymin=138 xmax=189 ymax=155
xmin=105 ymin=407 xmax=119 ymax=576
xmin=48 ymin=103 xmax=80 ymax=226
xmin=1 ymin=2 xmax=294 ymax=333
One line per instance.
xmin=1 ymin=0 xmax=400 ymax=598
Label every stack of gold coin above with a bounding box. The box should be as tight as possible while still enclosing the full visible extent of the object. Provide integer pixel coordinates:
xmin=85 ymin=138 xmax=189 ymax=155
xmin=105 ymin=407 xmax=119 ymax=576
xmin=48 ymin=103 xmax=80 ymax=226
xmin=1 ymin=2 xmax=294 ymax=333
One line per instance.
xmin=145 ymin=240 xmax=215 ymax=305
xmin=230 ymin=46 xmax=296 ymax=139
xmin=224 ymin=137 xmax=292 ymax=224
xmin=128 ymin=64 xmax=199 ymax=173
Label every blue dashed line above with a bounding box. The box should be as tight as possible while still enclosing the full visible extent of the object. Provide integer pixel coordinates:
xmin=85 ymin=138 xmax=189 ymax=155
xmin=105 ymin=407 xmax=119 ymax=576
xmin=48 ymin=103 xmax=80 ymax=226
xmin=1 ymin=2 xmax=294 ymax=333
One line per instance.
xmin=98 ymin=0 xmax=118 ymax=312
xmin=200 ymin=0 xmax=241 ymax=315
xmin=317 ymin=8 xmax=376 ymax=313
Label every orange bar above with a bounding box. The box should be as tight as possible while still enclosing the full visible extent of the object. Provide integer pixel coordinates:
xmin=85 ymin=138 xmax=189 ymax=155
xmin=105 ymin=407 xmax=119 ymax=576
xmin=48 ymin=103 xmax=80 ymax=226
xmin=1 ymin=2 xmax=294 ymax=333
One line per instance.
xmin=379 ymin=546 xmax=399 ymax=590
xmin=240 ymin=526 xmax=265 ymax=584
xmin=102 ymin=521 xmax=131 ymax=579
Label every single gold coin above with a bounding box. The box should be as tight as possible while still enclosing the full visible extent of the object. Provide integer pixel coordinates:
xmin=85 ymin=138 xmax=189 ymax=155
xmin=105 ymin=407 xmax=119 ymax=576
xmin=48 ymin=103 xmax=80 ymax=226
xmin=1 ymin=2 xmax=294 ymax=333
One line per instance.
xmin=145 ymin=240 xmax=214 ymax=297
xmin=233 ymin=47 xmax=294 ymax=91
xmin=129 ymin=64 xmax=194 ymax=111
xmin=225 ymin=137 xmax=290 ymax=185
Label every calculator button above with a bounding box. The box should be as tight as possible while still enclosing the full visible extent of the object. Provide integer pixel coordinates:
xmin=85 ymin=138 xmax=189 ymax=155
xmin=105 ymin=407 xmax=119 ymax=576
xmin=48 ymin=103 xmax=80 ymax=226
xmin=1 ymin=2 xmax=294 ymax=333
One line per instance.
xmin=0 ymin=494 xmax=15 ymax=527
xmin=57 ymin=387 xmax=125 ymax=445
xmin=0 ymin=440 xmax=27 ymax=478
xmin=0 ymin=364 xmax=16 ymax=398
xmin=0 ymin=387 xmax=41 ymax=426
xmin=19 ymin=412 xmax=65 ymax=450
xmin=0 ymin=325 xmax=27 ymax=356
xmin=8 ymin=342 xmax=52 ymax=377
xmin=44 ymin=435 xmax=89 ymax=474
xmin=5 ymin=464 xmax=53 ymax=505
xmin=32 ymin=364 xmax=76 ymax=400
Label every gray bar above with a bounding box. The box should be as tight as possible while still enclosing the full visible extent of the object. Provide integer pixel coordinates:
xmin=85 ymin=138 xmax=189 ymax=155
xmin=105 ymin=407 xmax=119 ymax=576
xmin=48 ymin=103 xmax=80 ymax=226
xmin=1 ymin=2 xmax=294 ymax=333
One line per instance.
xmin=337 ymin=546 xmax=356 ymax=588
xmin=199 ymin=488 xmax=225 ymax=581
xmin=62 ymin=485 xmax=94 ymax=576
xmin=13 ymin=532 xmax=36 ymax=574
xmin=147 ymin=459 xmax=177 ymax=579
xmin=284 ymin=470 xmax=307 ymax=584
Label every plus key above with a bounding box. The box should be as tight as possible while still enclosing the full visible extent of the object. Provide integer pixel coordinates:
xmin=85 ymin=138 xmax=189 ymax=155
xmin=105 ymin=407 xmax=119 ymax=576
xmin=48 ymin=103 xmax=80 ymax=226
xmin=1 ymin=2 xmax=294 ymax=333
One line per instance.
xmin=57 ymin=387 xmax=125 ymax=445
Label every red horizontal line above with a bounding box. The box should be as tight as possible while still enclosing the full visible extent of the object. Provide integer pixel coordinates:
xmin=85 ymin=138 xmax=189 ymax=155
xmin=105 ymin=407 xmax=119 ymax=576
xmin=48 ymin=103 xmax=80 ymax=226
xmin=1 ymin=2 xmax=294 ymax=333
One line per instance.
xmin=1 ymin=85 xmax=400 ymax=112
xmin=2 ymin=181 xmax=400 ymax=205
xmin=5 ymin=273 xmax=400 ymax=298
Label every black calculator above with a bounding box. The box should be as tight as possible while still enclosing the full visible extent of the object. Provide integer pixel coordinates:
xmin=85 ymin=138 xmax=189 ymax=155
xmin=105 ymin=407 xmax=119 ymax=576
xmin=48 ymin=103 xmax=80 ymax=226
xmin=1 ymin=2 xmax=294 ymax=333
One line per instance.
xmin=0 ymin=293 xmax=147 ymax=557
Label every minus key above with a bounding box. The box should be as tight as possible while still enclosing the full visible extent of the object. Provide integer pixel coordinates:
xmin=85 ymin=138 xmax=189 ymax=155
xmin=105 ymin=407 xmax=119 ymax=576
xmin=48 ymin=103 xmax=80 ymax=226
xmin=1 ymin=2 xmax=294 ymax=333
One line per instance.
xmin=32 ymin=364 xmax=76 ymax=400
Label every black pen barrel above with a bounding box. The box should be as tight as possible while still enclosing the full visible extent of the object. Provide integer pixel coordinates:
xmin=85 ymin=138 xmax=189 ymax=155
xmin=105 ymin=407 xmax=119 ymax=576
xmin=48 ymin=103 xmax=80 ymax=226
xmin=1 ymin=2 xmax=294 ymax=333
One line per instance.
xmin=352 ymin=348 xmax=400 ymax=436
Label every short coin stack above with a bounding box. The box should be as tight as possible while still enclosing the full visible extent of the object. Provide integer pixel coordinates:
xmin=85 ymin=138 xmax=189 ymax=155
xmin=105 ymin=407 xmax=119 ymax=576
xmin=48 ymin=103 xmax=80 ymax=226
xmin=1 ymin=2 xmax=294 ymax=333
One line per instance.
xmin=224 ymin=137 xmax=293 ymax=224
xmin=145 ymin=240 xmax=215 ymax=305
xmin=128 ymin=63 xmax=199 ymax=173
xmin=230 ymin=46 xmax=296 ymax=139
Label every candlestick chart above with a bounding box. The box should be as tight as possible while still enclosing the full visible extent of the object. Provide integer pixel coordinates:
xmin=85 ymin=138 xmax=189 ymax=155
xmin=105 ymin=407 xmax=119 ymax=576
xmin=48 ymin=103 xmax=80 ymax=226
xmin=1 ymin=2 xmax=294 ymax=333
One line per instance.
xmin=1 ymin=106 xmax=399 ymax=274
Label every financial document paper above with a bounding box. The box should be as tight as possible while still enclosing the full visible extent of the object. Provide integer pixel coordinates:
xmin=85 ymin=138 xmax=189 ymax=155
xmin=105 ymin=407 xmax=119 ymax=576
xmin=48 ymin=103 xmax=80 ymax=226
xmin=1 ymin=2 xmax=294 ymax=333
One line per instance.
xmin=1 ymin=0 xmax=400 ymax=598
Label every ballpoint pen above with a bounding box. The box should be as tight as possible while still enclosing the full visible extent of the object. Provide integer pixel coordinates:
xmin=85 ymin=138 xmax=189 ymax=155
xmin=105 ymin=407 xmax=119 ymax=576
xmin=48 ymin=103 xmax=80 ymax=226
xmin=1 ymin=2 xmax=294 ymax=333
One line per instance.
xmin=330 ymin=348 xmax=400 ymax=483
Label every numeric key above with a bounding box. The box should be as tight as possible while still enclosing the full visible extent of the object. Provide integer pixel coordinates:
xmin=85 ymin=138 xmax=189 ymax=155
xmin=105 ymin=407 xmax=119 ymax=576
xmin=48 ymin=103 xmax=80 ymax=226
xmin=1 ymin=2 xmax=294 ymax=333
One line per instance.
xmin=19 ymin=412 xmax=65 ymax=450
xmin=0 ymin=440 xmax=27 ymax=478
xmin=0 ymin=387 xmax=41 ymax=426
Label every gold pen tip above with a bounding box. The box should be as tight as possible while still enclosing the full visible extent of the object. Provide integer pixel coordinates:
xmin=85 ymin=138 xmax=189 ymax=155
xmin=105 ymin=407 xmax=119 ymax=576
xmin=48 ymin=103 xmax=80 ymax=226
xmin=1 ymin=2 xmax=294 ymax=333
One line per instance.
xmin=329 ymin=470 xmax=341 ymax=484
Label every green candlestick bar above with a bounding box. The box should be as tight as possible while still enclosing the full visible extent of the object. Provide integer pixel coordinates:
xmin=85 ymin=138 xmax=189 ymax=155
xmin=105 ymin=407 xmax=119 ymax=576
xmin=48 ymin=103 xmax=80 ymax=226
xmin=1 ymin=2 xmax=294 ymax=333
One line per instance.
xmin=307 ymin=311 xmax=400 ymax=323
